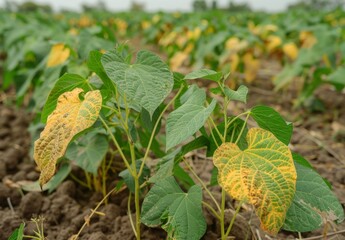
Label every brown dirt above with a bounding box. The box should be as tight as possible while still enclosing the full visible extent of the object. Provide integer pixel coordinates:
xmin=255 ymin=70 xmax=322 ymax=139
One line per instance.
xmin=0 ymin=44 xmax=345 ymax=240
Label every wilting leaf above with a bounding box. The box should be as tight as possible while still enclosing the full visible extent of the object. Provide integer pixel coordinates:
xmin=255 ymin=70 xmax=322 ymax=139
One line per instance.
xmin=141 ymin=177 xmax=206 ymax=240
xmin=41 ymin=74 xmax=91 ymax=123
xmin=283 ymin=163 xmax=344 ymax=232
xmin=46 ymin=43 xmax=70 ymax=67
xmin=34 ymin=88 xmax=102 ymax=186
xmin=213 ymin=128 xmax=297 ymax=234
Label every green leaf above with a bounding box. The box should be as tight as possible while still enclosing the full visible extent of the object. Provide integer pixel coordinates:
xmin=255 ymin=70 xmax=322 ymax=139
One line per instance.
xmin=210 ymin=166 xmax=218 ymax=186
xmin=173 ymin=164 xmax=195 ymax=187
xmin=224 ymin=85 xmax=248 ymax=103
xmin=166 ymin=88 xmax=216 ymax=150
xmin=41 ymin=74 xmax=91 ymax=123
xmin=102 ymin=49 xmax=173 ymax=116
xmin=274 ymin=64 xmax=302 ymax=91
xmin=283 ymin=163 xmax=344 ymax=232
xmin=173 ymin=72 xmax=186 ymax=89
xmin=292 ymin=153 xmax=313 ymax=169
xmin=149 ymin=136 xmax=208 ymax=184
xmin=328 ymin=67 xmax=345 ymax=87
xmin=207 ymin=118 xmax=248 ymax=157
xmin=141 ymin=177 xmax=206 ymax=240
xmin=184 ymin=69 xmax=222 ymax=82
xmin=87 ymin=50 xmax=116 ymax=94
xmin=8 ymin=223 xmax=24 ymax=240
xmin=251 ymin=105 xmax=293 ymax=145
xmin=43 ymin=162 xmax=72 ymax=194
xmin=149 ymin=157 xmax=174 ymax=183
xmin=32 ymin=65 xmax=62 ymax=111
xmin=17 ymin=57 xmax=47 ymax=99
xmin=213 ymin=128 xmax=297 ymax=234
xmin=20 ymin=162 xmax=71 ymax=193
xmin=119 ymin=160 xmax=150 ymax=193
xmin=66 ymin=132 xmax=108 ymax=174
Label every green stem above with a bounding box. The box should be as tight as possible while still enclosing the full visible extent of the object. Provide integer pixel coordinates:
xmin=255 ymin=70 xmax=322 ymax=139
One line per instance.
xmin=138 ymin=86 xmax=184 ymax=177
xmin=235 ymin=112 xmax=250 ymax=145
xmin=208 ymin=116 xmax=224 ymax=142
xmin=183 ymin=158 xmax=221 ymax=212
xmin=134 ymin=176 xmax=141 ymax=240
xmin=101 ymin=156 xmax=107 ymax=200
xmin=84 ymin=171 xmax=92 ymax=190
xmin=226 ymin=111 xmax=250 ymax=129
xmin=127 ymin=193 xmax=137 ymax=238
xmin=70 ymin=172 xmax=90 ymax=189
xmin=225 ymin=201 xmax=243 ymax=238
xmin=207 ymin=120 xmax=220 ymax=148
xmin=223 ymin=98 xmax=229 ymax=140
xmin=220 ymin=188 xmax=226 ymax=239
xmin=202 ymin=201 xmax=220 ymax=220
xmin=99 ymin=116 xmax=133 ymax=175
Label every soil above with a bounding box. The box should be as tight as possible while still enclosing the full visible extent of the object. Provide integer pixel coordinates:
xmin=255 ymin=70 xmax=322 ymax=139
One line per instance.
xmin=1 ymin=49 xmax=345 ymax=240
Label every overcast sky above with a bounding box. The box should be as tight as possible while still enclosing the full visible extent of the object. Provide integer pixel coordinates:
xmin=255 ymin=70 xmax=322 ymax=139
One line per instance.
xmin=0 ymin=0 xmax=300 ymax=12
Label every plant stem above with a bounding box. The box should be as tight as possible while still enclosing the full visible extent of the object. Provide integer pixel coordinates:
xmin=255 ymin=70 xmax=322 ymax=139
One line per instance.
xmin=99 ymin=116 xmax=133 ymax=175
xmin=220 ymin=188 xmax=226 ymax=239
xmin=207 ymin=120 xmax=220 ymax=148
xmin=235 ymin=112 xmax=250 ymax=145
xmin=183 ymin=158 xmax=221 ymax=212
xmin=202 ymin=201 xmax=220 ymax=220
xmin=84 ymin=171 xmax=92 ymax=190
xmin=101 ymin=157 xmax=107 ymax=200
xmin=225 ymin=201 xmax=243 ymax=238
xmin=138 ymin=86 xmax=184 ymax=177
xmin=226 ymin=111 xmax=250 ymax=129
xmin=134 ymin=176 xmax=141 ymax=239
xmin=208 ymin=113 xmax=224 ymax=142
xmin=127 ymin=193 xmax=137 ymax=237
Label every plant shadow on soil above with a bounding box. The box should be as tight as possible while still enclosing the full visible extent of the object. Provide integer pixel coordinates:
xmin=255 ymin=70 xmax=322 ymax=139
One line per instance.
xmin=1 ymin=65 xmax=345 ymax=239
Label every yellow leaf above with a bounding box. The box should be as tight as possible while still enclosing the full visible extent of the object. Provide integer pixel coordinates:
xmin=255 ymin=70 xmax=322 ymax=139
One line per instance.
xmin=230 ymin=54 xmax=240 ymax=72
xmin=225 ymin=37 xmax=239 ymax=51
xmin=183 ymin=43 xmax=194 ymax=54
xmin=266 ymin=35 xmax=282 ymax=53
xmin=213 ymin=128 xmax=296 ymax=234
xmin=243 ymin=53 xmax=260 ymax=83
xmin=170 ymin=52 xmax=189 ymax=71
xmin=299 ymin=31 xmax=317 ymax=49
xmin=46 ymin=43 xmax=70 ymax=67
xmin=283 ymin=43 xmax=299 ymax=60
xmin=141 ymin=20 xmax=151 ymax=30
xmin=78 ymin=15 xmax=93 ymax=27
xmin=34 ymin=88 xmax=102 ymax=186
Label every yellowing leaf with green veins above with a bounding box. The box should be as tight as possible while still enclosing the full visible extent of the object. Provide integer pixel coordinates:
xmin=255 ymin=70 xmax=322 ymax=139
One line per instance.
xmin=34 ymin=88 xmax=102 ymax=186
xmin=47 ymin=43 xmax=70 ymax=67
xmin=213 ymin=128 xmax=297 ymax=235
